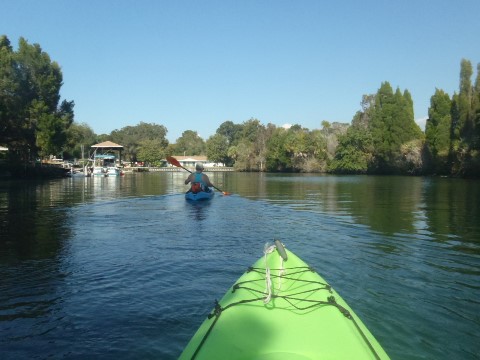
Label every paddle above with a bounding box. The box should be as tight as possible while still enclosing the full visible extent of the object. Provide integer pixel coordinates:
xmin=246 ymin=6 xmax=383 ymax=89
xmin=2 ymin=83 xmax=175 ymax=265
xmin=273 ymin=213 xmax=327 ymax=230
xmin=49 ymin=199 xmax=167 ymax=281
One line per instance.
xmin=166 ymin=156 xmax=231 ymax=195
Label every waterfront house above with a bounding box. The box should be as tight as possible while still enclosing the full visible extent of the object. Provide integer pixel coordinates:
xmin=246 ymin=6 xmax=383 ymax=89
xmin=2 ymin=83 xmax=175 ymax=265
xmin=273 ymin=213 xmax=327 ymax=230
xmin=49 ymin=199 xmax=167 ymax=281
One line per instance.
xmin=167 ymin=156 xmax=225 ymax=169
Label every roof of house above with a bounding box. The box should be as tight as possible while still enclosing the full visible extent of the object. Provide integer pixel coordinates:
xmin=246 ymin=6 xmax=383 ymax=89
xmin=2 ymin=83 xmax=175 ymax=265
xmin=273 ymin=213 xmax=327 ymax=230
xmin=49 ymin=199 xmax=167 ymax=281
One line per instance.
xmin=173 ymin=155 xmax=208 ymax=161
xmin=91 ymin=141 xmax=123 ymax=148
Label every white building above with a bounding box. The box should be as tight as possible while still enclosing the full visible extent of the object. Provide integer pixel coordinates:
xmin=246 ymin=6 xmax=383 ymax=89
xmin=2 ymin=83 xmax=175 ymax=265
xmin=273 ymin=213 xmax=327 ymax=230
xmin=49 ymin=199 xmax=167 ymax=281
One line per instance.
xmin=169 ymin=156 xmax=224 ymax=168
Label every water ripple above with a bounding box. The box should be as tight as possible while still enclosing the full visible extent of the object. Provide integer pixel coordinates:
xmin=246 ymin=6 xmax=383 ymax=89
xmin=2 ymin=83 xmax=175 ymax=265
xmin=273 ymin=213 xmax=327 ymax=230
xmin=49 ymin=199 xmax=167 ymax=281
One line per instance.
xmin=1 ymin=175 xmax=479 ymax=360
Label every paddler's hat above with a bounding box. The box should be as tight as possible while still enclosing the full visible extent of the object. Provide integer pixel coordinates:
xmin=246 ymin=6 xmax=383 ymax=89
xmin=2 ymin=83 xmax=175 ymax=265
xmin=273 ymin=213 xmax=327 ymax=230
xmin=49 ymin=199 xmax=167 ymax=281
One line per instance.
xmin=195 ymin=162 xmax=204 ymax=171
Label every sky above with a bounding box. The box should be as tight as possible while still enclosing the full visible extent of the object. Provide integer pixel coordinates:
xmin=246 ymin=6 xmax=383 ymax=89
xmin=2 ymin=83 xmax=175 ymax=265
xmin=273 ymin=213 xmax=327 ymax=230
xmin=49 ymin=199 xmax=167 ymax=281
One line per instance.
xmin=2 ymin=0 xmax=480 ymax=143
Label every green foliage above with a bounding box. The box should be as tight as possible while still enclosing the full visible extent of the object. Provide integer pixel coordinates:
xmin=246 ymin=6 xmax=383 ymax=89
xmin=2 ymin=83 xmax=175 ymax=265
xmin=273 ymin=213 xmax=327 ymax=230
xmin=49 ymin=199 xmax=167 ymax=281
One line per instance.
xmin=320 ymin=122 xmax=347 ymax=161
xmin=474 ymin=64 xmax=480 ymax=151
xmin=369 ymin=82 xmax=423 ymax=173
xmin=447 ymin=59 xmax=480 ymax=176
xmin=64 ymin=122 xmax=98 ymax=159
xmin=137 ymin=139 xmax=166 ymax=166
xmin=229 ymin=140 xmax=254 ymax=171
xmin=263 ymin=125 xmax=317 ymax=172
xmin=2 ymin=34 xmax=478 ymax=177
xmin=284 ymin=126 xmax=310 ymax=170
xmin=0 ymin=36 xmax=73 ymax=162
xmin=216 ymin=120 xmax=243 ymax=145
xmin=240 ymin=118 xmax=263 ymax=143
xmin=231 ymin=119 xmax=270 ymax=171
xmin=329 ymin=125 xmax=373 ymax=174
xmin=425 ymin=89 xmax=452 ymax=174
xmin=460 ymin=59 xmax=473 ymax=96
xmin=109 ymin=122 xmax=168 ymax=162
xmin=330 ymin=81 xmax=424 ymax=175
xmin=15 ymin=37 xmax=63 ymax=112
xmin=266 ymin=127 xmax=290 ymax=171
xmin=397 ymin=139 xmax=424 ymax=174
xmin=206 ymin=134 xmax=229 ymax=165
xmin=173 ymin=130 xmax=205 ymax=156
xmin=32 ymin=100 xmax=67 ymax=157
xmin=0 ymin=36 xmax=17 ymax=141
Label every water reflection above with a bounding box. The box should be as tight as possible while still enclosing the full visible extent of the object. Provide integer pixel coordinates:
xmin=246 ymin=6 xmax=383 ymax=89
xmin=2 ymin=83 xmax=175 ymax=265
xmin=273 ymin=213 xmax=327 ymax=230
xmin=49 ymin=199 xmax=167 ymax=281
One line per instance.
xmin=185 ymin=200 xmax=211 ymax=221
xmin=225 ymin=173 xmax=480 ymax=254
xmin=0 ymin=180 xmax=70 ymax=356
xmin=0 ymin=173 xmax=479 ymax=360
xmin=422 ymin=177 xmax=480 ymax=246
xmin=220 ymin=173 xmax=480 ymax=360
xmin=0 ymin=179 xmax=71 ymax=262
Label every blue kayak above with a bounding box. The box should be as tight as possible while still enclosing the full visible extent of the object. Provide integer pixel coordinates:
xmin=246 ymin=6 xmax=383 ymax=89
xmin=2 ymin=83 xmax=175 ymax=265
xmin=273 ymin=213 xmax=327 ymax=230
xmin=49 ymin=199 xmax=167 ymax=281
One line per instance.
xmin=185 ymin=190 xmax=214 ymax=201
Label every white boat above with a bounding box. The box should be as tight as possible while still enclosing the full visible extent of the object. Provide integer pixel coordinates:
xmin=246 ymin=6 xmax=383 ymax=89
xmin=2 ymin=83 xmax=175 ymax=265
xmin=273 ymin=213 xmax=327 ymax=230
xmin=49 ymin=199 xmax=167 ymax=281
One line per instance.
xmin=86 ymin=141 xmax=124 ymax=177
xmin=92 ymin=154 xmax=121 ymax=177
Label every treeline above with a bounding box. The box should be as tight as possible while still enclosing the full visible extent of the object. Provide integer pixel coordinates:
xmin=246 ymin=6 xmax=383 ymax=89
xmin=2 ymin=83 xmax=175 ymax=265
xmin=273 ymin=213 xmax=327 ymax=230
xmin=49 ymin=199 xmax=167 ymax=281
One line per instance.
xmin=330 ymin=59 xmax=480 ymax=176
xmin=424 ymin=60 xmax=480 ymax=176
xmin=0 ymin=36 xmax=74 ymax=165
xmin=1 ymin=36 xmax=479 ymax=176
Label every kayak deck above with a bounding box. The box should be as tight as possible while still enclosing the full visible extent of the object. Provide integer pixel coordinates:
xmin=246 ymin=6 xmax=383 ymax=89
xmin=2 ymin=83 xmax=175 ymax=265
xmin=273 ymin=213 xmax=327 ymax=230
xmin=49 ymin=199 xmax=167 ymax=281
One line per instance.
xmin=185 ymin=190 xmax=214 ymax=201
xmin=179 ymin=242 xmax=390 ymax=360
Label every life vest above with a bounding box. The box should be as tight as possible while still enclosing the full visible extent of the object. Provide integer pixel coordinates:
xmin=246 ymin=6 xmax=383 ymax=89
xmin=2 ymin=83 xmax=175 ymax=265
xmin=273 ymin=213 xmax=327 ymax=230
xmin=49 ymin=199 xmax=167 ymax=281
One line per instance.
xmin=191 ymin=172 xmax=205 ymax=193
xmin=191 ymin=182 xmax=202 ymax=193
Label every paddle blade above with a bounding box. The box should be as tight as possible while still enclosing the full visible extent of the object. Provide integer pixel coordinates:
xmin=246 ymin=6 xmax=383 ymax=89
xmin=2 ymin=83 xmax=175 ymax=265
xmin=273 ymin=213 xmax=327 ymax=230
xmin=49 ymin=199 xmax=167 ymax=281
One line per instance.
xmin=166 ymin=156 xmax=181 ymax=167
xmin=212 ymin=185 xmax=231 ymax=196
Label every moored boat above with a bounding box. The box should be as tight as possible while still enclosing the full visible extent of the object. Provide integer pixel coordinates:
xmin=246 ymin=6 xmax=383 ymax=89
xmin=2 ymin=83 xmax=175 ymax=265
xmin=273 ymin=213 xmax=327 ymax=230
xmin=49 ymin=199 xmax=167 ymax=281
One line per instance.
xmin=88 ymin=141 xmax=124 ymax=177
xmin=92 ymin=154 xmax=121 ymax=177
xmin=179 ymin=240 xmax=390 ymax=360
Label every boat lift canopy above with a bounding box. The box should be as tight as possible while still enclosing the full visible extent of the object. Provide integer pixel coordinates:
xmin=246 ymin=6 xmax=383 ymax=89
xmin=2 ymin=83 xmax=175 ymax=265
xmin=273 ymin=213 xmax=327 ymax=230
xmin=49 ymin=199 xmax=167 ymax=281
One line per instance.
xmin=90 ymin=141 xmax=123 ymax=161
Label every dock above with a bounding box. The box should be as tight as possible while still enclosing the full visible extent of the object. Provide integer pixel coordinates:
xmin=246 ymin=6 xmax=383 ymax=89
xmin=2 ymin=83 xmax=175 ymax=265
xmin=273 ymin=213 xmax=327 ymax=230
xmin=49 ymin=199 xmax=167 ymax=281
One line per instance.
xmin=124 ymin=167 xmax=234 ymax=173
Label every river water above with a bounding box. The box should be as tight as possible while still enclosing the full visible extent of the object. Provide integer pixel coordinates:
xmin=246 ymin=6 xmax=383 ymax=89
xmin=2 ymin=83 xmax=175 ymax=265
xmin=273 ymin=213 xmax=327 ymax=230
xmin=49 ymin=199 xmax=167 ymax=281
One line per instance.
xmin=0 ymin=172 xmax=479 ymax=359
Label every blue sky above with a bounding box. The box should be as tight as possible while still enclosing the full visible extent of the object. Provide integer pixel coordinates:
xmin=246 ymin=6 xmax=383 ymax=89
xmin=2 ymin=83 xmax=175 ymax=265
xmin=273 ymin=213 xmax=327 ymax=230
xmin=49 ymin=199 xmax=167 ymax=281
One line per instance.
xmin=3 ymin=0 xmax=480 ymax=142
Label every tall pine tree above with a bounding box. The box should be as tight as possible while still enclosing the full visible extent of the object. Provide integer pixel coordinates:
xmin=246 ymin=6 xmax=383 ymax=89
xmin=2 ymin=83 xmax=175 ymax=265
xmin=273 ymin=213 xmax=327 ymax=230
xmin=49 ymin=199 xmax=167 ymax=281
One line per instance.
xmin=369 ymin=82 xmax=422 ymax=173
xmin=474 ymin=64 xmax=480 ymax=150
xmin=425 ymin=89 xmax=452 ymax=174
xmin=449 ymin=59 xmax=480 ymax=176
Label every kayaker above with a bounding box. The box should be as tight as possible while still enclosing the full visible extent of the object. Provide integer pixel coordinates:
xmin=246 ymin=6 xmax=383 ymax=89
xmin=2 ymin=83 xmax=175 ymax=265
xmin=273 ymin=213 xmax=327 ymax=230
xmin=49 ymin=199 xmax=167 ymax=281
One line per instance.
xmin=185 ymin=163 xmax=214 ymax=193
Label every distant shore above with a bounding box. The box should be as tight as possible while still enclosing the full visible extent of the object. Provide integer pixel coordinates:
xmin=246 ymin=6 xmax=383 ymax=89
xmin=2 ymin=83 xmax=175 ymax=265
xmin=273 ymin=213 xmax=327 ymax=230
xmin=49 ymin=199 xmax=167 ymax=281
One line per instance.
xmin=0 ymin=165 xmax=235 ymax=179
xmin=123 ymin=166 xmax=234 ymax=173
